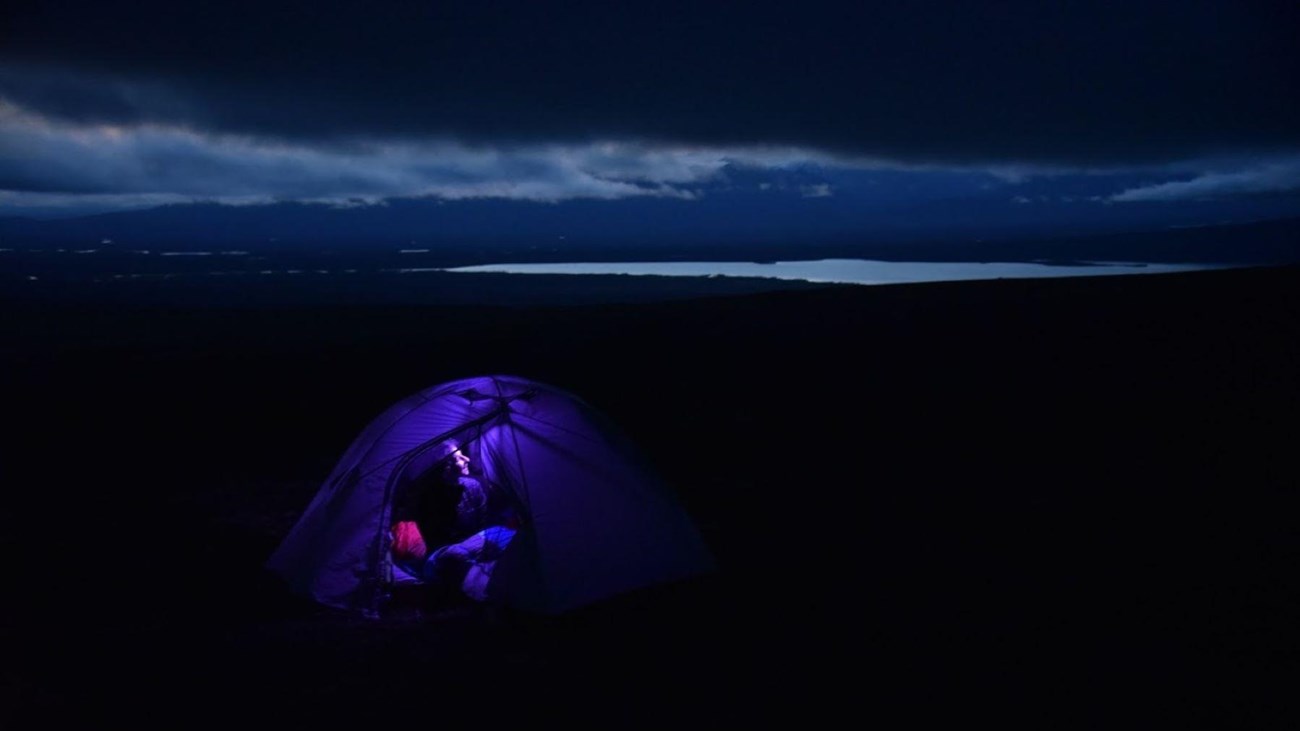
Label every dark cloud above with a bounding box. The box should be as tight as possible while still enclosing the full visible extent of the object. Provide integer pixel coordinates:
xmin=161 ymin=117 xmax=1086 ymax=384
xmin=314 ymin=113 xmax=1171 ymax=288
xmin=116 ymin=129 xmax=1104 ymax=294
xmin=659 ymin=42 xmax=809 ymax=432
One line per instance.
xmin=1109 ymin=158 xmax=1300 ymax=201
xmin=0 ymin=102 xmax=723 ymax=205
xmin=2 ymin=1 xmax=1297 ymax=165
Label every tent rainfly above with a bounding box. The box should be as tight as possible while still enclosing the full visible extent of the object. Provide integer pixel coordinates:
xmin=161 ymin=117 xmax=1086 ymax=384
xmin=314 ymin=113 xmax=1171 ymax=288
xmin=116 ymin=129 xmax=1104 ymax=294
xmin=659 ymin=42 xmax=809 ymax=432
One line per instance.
xmin=267 ymin=375 xmax=716 ymax=616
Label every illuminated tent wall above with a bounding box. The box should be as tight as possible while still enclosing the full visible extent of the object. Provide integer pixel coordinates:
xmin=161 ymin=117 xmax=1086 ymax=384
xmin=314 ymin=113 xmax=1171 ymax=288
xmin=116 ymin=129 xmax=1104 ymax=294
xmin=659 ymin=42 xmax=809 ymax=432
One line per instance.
xmin=267 ymin=375 xmax=715 ymax=617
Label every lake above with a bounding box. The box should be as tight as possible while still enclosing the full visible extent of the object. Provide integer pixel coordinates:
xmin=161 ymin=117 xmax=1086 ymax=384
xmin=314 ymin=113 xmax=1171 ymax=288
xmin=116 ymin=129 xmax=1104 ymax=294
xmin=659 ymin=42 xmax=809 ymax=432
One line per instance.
xmin=443 ymin=259 xmax=1222 ymax=286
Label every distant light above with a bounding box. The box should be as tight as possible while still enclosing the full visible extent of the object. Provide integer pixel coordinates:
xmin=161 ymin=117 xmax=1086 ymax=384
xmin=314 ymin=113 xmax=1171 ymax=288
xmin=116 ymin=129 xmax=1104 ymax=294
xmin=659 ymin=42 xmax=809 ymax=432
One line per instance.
xmin=26 ymin=275 xmax=38 ymax=281
xmin=100 ymin=238 xmax=114 ymax=245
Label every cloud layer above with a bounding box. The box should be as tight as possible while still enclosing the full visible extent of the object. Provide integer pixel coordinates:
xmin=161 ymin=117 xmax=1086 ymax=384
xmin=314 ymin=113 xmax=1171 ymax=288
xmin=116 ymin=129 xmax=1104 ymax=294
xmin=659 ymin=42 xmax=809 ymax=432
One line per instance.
xmin=1109 ymin=159 xmax=1300 ymax=202
xmin=2 ymin=2 xmax=1296 ymax=166
xmin=0 ymin=100 xmax=764 ymax=207
xmin=5 ymin=94 xmax=1300 ymax=221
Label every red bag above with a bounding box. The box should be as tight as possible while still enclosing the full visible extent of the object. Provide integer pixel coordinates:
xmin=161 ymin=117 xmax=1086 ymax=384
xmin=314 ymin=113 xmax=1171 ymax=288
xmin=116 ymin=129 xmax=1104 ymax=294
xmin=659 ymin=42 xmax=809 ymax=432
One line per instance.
xmin=391 ymin=520 xmax=428 ymax=563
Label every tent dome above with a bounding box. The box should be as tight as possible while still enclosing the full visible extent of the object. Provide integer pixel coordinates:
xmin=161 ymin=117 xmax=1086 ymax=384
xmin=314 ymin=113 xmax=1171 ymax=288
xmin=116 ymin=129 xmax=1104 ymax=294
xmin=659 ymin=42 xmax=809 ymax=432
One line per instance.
xmin=267 ymin=375 xmax=716 ymax=616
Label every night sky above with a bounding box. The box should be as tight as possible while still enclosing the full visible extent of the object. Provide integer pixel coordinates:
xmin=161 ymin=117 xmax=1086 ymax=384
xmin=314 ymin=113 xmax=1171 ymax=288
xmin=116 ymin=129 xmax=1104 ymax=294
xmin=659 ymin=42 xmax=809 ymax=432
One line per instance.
xmin=2 ymin=1 xmax=1298 ymax=240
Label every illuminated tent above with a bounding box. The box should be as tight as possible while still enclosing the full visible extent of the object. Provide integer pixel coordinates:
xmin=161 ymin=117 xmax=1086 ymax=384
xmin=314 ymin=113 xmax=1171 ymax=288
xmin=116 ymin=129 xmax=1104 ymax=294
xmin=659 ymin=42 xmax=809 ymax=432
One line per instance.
xmin=267 ymin=374 xmax=715 ymax=617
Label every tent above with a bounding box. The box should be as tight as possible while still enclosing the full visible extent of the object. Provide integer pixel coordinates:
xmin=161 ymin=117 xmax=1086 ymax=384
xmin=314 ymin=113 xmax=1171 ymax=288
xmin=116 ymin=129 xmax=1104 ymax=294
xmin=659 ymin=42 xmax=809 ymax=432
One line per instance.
xmin=267 ymin=374 xmax=716 ymax=616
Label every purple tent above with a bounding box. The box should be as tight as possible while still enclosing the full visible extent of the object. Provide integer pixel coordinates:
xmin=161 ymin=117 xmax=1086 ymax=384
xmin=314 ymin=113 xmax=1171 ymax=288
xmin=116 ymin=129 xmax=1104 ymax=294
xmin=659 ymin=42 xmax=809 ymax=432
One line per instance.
xmin=267 ymin=375 xmax=716 ymax=616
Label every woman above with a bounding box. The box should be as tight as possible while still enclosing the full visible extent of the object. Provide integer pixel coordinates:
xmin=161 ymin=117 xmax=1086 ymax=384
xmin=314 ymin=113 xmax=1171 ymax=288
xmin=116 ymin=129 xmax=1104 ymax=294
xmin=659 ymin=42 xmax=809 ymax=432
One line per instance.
xmin=390 ymin=440 xmax=517 ymax=599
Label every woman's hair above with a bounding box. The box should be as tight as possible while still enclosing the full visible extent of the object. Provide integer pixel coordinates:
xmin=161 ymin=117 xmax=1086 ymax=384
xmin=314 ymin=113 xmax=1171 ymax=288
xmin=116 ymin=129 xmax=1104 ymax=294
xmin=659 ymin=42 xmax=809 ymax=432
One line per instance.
xmin=431 ymin=439 xmax=468 ymax=476
xmin=392 ymin=440 xmax=462 ymax=523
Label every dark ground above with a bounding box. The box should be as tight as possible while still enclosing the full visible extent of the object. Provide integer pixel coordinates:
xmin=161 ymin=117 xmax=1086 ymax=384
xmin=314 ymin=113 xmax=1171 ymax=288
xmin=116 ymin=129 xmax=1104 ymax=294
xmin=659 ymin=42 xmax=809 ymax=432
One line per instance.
xmin=2 ymin=266 xmax=1298 ymax=726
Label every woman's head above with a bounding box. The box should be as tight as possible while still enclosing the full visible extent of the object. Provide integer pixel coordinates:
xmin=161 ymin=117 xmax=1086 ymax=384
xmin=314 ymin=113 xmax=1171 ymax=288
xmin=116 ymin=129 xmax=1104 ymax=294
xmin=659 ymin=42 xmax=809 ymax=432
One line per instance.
xmin=431 ymin=440 xmax=471 ymax=478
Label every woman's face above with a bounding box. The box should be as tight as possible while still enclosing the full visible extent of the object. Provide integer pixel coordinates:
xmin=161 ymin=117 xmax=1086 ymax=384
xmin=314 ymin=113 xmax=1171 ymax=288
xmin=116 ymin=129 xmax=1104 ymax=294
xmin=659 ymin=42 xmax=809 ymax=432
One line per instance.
xmin=450 ymin=447 xmax=471 ymax=476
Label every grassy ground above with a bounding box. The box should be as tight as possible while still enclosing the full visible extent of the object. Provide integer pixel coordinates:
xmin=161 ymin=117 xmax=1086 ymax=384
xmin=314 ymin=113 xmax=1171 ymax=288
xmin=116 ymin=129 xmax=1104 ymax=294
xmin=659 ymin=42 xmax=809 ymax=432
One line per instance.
xmin=3 ymin=265 xmax=1297 ymax=726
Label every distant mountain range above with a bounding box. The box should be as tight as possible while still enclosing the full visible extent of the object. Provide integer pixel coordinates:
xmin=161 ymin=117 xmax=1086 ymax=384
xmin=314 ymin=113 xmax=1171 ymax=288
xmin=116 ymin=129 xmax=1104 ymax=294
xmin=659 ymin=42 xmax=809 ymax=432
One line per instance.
xmin=2 ymin=188 xmax=1298 ymax=266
